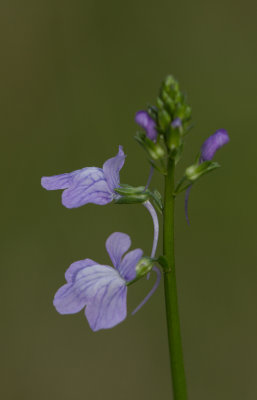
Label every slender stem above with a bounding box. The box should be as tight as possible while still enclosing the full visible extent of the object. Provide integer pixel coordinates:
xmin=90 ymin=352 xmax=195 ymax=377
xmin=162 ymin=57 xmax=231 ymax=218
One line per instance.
xmin=163 ymin=158 xmax=187 ymax=399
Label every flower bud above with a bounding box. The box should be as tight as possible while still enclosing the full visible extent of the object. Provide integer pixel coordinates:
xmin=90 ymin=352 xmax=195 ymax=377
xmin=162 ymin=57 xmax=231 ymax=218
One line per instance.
xmin=147 ymin=141 xmax=165 ymax=160
xmin=156 ymin=97 xmax=165 ymax=109
xmin=163 ymin=75 xmax=179 ymax=92
xmin=168 ymin=128 xmax=181 ymax=152
xmin=175 ymin=103 xmax=192 ymax=121
xmin=201 ymin=129 xmax=229 ymax=161
xmin=158 ymin=109 xmax=171 ymax=131
xmin=160 ymin=92 xmax=175 ymax=114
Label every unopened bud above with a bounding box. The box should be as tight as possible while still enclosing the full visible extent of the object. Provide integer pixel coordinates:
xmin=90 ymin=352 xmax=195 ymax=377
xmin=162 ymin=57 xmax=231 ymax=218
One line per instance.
xmin=158 ymin=109 xmax=171 ymax=131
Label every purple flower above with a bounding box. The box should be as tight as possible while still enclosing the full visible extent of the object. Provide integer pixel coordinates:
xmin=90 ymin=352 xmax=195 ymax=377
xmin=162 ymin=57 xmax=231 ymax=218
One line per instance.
xmin=135 ymin=110 xmax=158 ymax=141
xmin=41 ymin=146 xmax=125 ymax=208
xmin=200 ymin=129 xmax=230 ymax=161
xmin=53 ymin=232 xmax=144 ymax=331
xmin=185 ymin=129 xmax=229 ymax=224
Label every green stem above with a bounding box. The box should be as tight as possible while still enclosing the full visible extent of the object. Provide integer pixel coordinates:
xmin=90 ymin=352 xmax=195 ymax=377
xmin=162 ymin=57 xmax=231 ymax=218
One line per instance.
xmin=163 ymin=157 xmax=187 ymax=399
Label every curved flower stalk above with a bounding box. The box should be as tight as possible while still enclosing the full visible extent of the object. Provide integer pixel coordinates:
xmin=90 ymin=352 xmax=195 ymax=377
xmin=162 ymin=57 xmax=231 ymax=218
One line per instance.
xmin=144 ymin=201 xmax=159 ymax=259
xmin=41 ymin=146 xmax=125 ymax=208
xmin=132 ymin=201 xmax=161 ymax=315
xmin=53 ymin=232 xmax=155 ymax=332
xmin=185 ymin=129 xmax=230 ymax=223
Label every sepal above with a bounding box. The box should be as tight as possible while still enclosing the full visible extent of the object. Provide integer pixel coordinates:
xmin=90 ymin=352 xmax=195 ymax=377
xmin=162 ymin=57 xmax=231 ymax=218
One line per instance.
xmin=149 ymin=190 xmax=163 ymax=214
xmin=115 ymin=184 xmax=150 ymax=204
xmin=174 ymin=160 xmax=221 ymax=195
xmin=185 ymin=161 xmax=220 ymax=181
xmin=115 ymin=184 xmax=147 ymax=195
xmin=135 ymin=132 xmax=165 ymax=161
xmin=114 ymin=188 xmax=150 ymax=204
xmin=135 ymin=257 xmax=155 ymax=277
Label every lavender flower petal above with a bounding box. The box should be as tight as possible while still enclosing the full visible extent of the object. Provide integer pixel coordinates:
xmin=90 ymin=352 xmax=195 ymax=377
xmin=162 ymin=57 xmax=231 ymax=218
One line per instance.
xmin=85 ymin=279 xmax=127 ymax=331
xmin=54 ymin=264 xmax=124 ymax=317
xmin=54 ymin=263 xmax=104 ymax=315
xmin=135 ymin=110 xmax=158 ymax=141
xmin=41 ymin=170 xmax=79 ymax=190
xmin=201 ymin=129 xmax=230 ymax=161
xmin=53 ymin=282 xmax=88 ymax=314
xmin=62 ymin=168 xmax=112 ymax=208
xmin=105 ymin=232 xmax=131 ymax=269
xmin=118 ymin=249 xmax=143 ymax=281
xmin=103 ymin=146 xmax=126 ymax=192
xmin=65 ymin=258 xmax=96 ymax=283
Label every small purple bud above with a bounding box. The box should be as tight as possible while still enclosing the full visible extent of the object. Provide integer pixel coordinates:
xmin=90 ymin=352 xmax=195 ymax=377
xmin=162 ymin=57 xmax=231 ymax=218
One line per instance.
xmin=185 ymin=129 xmax=229 ymax=224
xmin=201 ymin=129 xmax=230 ymax=161
xmin=135 ymin=110 xmax=158 ymax=141
xmin=171 ymin=117 xmax=182 ymax=129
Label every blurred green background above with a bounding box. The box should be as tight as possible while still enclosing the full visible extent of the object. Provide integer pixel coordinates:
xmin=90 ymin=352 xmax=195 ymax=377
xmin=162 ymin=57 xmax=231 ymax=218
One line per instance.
xmin=1 ymin=0 xmax=256 ymax=399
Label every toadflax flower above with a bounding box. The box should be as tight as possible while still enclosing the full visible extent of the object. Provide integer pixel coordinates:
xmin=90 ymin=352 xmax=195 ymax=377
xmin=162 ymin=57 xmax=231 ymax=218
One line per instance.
xmin=41 ymin=146 xmax=125 ymax=208
xmin=185 ymin=129 xmax=230 ymax=223
xmin=54 ymin=232 xmax=147 ymax=331
xmin=135 ymin=110 xmax=158 ymax=141
xmin=200 ymin=129 xmax=230 ymax=162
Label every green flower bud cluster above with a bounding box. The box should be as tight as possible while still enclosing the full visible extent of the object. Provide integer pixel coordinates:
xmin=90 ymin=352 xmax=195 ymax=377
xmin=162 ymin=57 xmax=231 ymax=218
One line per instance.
xmin=136 ymin=75 xmax=192 ymax=165
xmin=156 ymin=76 xmax=192 ymax=158
xmin=158 ymin=75 xmax=191 ymax=124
